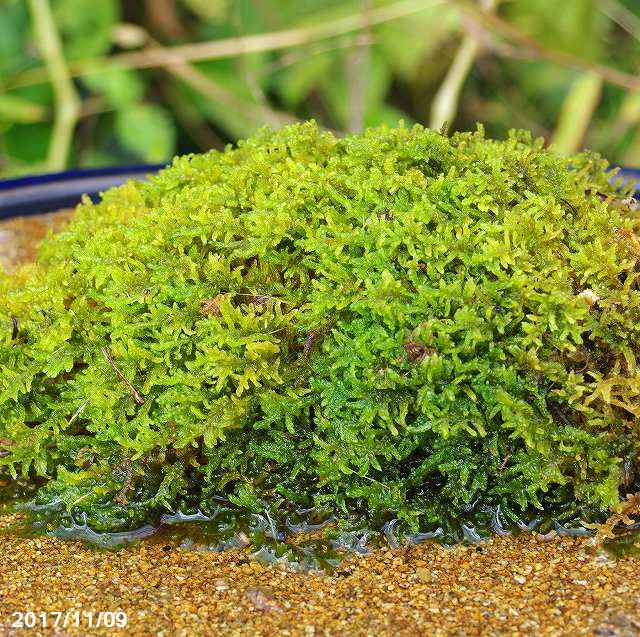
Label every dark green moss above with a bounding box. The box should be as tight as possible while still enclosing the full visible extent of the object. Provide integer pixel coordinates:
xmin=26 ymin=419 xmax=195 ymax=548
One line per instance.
xmin=1 ymin=122 xmax=639 ymax=536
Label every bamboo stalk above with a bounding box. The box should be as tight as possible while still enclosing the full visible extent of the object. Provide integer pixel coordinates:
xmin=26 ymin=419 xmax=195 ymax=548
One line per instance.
xmin=550 ymin=72 xmax=603 ymax=154
xmin=431 ymin=0 xmax=498 ymax=131
xmin=346 ymin=0 xmax=373 ymax=133
xmin=27 ymin=0 xmax=80 ymax=171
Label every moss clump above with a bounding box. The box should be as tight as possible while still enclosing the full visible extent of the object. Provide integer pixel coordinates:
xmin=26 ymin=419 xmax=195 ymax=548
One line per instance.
xmin=1 ymin=122 xmax=639 ymax=536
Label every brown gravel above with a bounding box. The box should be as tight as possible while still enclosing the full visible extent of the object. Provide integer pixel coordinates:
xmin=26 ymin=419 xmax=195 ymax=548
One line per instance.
xmin=1 ymin=522 xmax=639 ymax=637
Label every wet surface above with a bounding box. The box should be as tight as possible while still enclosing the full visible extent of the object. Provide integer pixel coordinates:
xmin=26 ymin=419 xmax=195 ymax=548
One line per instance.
xmin=2 ymin=484 xmax=639 ymax=569
xmin=0 ymin=209 xmax=71 ymax=271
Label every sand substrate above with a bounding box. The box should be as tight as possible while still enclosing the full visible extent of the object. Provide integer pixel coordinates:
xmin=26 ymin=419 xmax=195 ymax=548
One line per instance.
xmin=1 ymin=520 xmax=639 ymax=637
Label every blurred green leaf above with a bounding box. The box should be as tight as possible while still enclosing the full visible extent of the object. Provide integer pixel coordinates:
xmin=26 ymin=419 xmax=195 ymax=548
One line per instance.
xmin=623 ymin=127 xmax=640 ymax=165
xmin=274 ymin=50 xmax=335 ymax=108
xmin=52 ymin=0 xmax=119 ymax=59
xmin=320 ymin=48 xmax=394 ymax=130
xmin=181 ymin=0 xmax=230 ymax=23
xmin=503 ymin=61 xmax=581 ymax=122
xmin=376 ymin=4 xmax=458 ymax=80
xmin=79 ymin=147 xmax=125 ymax=168
xmin=620 ymin=91 xmax=640 ymax=125
xmin=4 ymin=122 xmax=52 ymax=163
xmin=82 ymin=68 xmax=146 ymax=109
xmin=0 ymin=0 xmax=30 ymax=76
xmin=508 ymin=0 xmax=607 ymax=61
xmin=365 ymin=103 xmax=413 ymax=128
xmin=115 ymin=104 xmax=175 ymax=162
xmin=179 ymin=80 xmax=259 ymax=141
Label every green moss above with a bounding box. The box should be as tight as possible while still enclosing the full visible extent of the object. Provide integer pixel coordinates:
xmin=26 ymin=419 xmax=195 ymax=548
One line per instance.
xmin=1 ymin=121 xmax=639 ymax=536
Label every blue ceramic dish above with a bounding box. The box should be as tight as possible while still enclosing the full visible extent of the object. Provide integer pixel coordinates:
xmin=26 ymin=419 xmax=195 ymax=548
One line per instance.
xmin=0 ymin=164 xmax=637 ymax=220
xmin=616 ymin=167 xmax=640 ymax=193
xmin=0 ymin=165 xmax=165 ymax=219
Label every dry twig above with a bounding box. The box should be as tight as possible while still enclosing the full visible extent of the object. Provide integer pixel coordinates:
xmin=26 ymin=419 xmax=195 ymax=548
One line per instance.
xmin=453 ymin=0 xmax=640 ymax=92
xmin=101 ymin=346 xmax=145 ymax=405
xmin=10 ymin=0 xmax=446 ymax=88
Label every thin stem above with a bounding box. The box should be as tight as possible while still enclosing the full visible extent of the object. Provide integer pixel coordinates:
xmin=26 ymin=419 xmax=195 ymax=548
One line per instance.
xmin=167 ymin=59 xmax=298 ymax=128
xmin=149 ymin=34 xmax=299 ymax=131
xmin=101 ymin=346 xmax=145 ymax=405
xmin=10 ymin=0 xmax=445 ymax=88
xmin=27 ymin=0 xmax=80 ymax=171
xmin=454 ymin=0 xmax=640 ymax=92
xmin=431 ymin=0 xmax=498 ymax=131
xmin=347 ymin=0 xmax=373 ymax=133
xmin=68 ymin=398 xmax=90 ymax=426
xmin=263 ymin=35 xmax=374 ymax=76
xmin=599 ymin=0 xmax=640 ymax=42
xmin=430 ymin=29 xmax=480 ymax=130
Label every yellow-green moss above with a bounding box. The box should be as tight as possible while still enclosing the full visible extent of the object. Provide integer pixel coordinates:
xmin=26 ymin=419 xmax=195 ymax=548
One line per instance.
xmin=1 ymin=122 xmax=639 ymax=535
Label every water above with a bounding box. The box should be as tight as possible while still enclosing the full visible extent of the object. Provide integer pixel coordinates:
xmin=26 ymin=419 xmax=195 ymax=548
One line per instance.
xmin=1 ymin=481 xmax=639 ymax=568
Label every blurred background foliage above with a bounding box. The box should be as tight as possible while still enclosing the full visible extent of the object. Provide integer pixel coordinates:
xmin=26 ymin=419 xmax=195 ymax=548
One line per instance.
xmin=1 ymin=0 xmax=640 ymax=177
